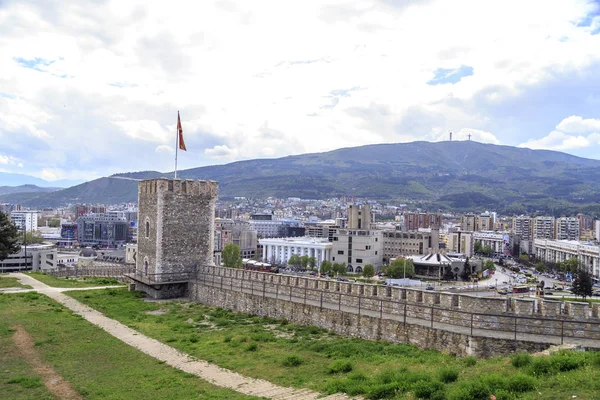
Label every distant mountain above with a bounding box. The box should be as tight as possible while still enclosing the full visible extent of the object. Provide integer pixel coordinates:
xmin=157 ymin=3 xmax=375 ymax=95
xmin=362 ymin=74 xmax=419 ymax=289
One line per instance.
xmin=0 ymin=185 xmax=61 ymax=196
xmin=5 ymin=141 xmax=600 ymax=215
xmin=0 ymin=171 xmax=85 ymax=188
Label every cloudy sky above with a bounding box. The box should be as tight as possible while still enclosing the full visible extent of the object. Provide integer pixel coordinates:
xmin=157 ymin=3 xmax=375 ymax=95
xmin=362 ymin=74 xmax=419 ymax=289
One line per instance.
xmin=1 ymin=0 xmax=600 ymax=183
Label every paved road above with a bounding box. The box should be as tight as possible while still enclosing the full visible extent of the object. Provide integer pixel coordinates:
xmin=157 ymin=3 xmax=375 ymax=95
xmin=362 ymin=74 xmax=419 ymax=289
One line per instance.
xmin=5 ymin=273 xmax=358 ymax=400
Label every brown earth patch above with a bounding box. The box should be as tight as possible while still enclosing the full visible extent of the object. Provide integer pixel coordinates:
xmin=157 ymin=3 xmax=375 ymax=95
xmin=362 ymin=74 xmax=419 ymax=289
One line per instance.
xmin=11 ymin=325 xmax=84 ymax=400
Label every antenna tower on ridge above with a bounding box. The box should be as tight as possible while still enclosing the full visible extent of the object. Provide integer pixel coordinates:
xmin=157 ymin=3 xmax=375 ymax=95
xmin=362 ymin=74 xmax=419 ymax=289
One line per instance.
xmin=449 ymin=131 xmax=453 ymax=141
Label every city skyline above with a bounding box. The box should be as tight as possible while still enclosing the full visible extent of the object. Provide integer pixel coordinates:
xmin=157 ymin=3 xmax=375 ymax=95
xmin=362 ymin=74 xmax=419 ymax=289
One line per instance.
xmin=1 ymin=0 xmax=599 ymax=183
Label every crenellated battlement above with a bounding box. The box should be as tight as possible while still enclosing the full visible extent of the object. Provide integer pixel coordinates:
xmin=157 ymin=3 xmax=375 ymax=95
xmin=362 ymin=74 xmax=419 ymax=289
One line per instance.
xmin=139 ymin=178 xmax=219 ymax=197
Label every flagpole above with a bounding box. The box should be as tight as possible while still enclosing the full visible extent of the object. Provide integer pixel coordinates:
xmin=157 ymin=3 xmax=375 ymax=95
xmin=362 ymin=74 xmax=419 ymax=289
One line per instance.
xmin=174 ymin=111 xmax=179 ymax=179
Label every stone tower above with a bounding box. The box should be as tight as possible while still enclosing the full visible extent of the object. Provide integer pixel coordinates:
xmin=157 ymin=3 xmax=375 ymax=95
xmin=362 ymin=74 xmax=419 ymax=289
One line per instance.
xmin=132 ymin=178 xmax=218 ymax=297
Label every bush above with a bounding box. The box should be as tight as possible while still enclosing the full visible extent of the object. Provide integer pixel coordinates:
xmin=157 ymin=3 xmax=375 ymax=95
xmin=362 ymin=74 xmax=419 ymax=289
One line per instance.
xmin=462 ymin=356 xmax=477 ymax=367
xmin=551 ymin=354 xmax=581 ymax=372
xmin=528 ymin=357 xmax=553 ymax=376
xmin=328 ymin=360 xmax=353 ymax=374
xmin=438 ymin=367 xmax=459 ymax=383
xmin=348 ymin=371 xmax=369 ymax=381
xmin=412 ymin=380 xmax=445 ymax=399
xmin=245 ymin=343 xmax=258 ymax=352
xmin=282 ymin=355 xmax=303 ymax=367
xmin=366 ymin=382 xmax=403 ymax=400
xmin=505 ymin=373 xmax=536 ymax=393
xmin=511 ymin=353 xmax=532 ymax=368
xmin=223 ymin=335 xmax=232 ymax=343
xmin=449 ymin=381 xmax=490 ymax=400
xmin=375 ymin=368 xmax=406 ymax=384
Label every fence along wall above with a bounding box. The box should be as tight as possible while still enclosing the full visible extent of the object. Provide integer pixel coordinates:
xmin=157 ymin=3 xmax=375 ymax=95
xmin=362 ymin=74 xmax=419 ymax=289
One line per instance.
xmin=190 ymin=266 xmax=600 ymax=357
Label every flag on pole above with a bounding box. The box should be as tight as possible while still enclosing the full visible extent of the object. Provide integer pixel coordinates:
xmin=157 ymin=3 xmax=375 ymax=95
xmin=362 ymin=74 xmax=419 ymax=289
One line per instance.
xmin=177 ymin=112 xmax=187 ymax=151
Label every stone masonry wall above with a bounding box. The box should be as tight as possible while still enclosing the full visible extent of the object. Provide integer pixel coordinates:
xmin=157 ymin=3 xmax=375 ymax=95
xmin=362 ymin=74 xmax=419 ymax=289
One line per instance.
xmin=137 ymin=179 xmax=218 ymax=280
xmin=190 ymin=280 xmax=550 ymax=357
xmin=189 ymin=266 xmax=600 ymax=355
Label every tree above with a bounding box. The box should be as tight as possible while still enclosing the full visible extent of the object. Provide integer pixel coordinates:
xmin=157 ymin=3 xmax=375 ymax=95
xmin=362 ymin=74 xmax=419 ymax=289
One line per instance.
xmin=288 ymin=254 xmax=302 ymax=269
xmin=482 ymin=245 xmax=493 ymax=257
xmin=474 ymin=240 xmax=483 ymax=254
xmin=442 ymin=267 xmax=455 ymax=281
xmin=534 ymin=261 xmax=546 ymax=273
xmin=386 ymin=258 xmax=414 ymax=279
xmin=222 ymin=242 xmax=243 ymax=268
xmin=362 ymin=264 xmax=375 ymax=278
xmin=484 ymin=260 xmax=495 ymax=270
xmin=332 ymin=262 xmax=347 ymax=275
xmin=300 ymin=255 xmax=309 ymax=270
xmin=0 ymin=212 xmax=20 ymax=261
xmin=320 ymin=260 xmax=332 ymax=275
xmin=572 ymin=270 xmax=593 ymax=300
xmin=308 ymin=257 xmax=316 ymax=271
xmin=19 ymin=231 xmax=44 ymax=244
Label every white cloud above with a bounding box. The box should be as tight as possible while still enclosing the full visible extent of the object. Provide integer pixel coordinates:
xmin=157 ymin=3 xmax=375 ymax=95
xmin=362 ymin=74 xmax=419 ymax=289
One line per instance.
xmin=204 ymin=145 xmax=239 ymax=160
xmin=155 ymin=145 xmax=174 ymax=154
xmin=556 ymin=115 xmax=600 ymax=133
xmin=518 ymin=130 xmax=591 ymax=150
xmin=1 ymin=0 xmax=600 ymax=179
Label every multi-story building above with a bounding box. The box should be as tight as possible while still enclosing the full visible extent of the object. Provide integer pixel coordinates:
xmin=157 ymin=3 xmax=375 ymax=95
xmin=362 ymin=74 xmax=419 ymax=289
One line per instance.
xmin=577 ymin=213 xmax=594 ymax=232
xmin=533 ymin=216 xmax=555 ymax=239
xmin=75 ymin=205 xmax=106 ymax=217
xmin=447 ymin=231 xmax=473 ymax=257
xmin=331 ymin=228 xmax=383 ymax=273
xmin=512 ymin=216 xmax=532 ymax=240
xmin=248 ymin=215 xmax=284 ymax=238
xmin=473 ymin=231 xmax=512 ymax=255
xmin=0 ymin=243 xmax=57 ymax=272
xmin=76 ymin=212 xmax=129 ymax=248
xmin=477 ymin=213 xmax=494 ymax=232
xmin=460 ymin=213 xmax=476 ymax=232
xmin=382 ymin=228 xmax=440 ymax=264
xmin=259 ymin=236 xmax=332 ymax=266
xmin=10 ymin=210 xmax=39 ymax=232
xmin=347 ymin=204 xmax=372 ymax=230
xmin=215 ymin=219 xmax=258 ymax=258
xmin=401 ymin=212 xmax=442 ymax=231
xmin=555 ymin=217 xmax=580 ymax=241
xmin=305 ymin=220 xmax=339 ymax=241
xmin=534 ymin=238 xmax=600 ymax=277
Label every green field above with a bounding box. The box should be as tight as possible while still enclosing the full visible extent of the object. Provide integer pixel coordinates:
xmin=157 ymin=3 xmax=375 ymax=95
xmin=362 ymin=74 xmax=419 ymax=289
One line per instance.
xmin=0 ymin=276 xmax=32 ymax=289
xmin=0 ymin=291 xmax=259 ymax=400
xmin=25 ymin=271 xmax=123 ymax=288
xmin=68 ymin=288 xmax=600 ymax=400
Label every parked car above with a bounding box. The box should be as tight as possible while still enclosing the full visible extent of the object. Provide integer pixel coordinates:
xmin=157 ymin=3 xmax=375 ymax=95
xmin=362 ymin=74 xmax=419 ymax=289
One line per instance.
xmin=544 ymin=291 xmax=553 ymax=295
xmin=425 ymin=285 xmax=435 ymax=290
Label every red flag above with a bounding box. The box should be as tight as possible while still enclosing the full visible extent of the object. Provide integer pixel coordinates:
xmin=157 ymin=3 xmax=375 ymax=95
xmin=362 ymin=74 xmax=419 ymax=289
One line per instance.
xmin=177 ymin=112 xmax=187 ymax=151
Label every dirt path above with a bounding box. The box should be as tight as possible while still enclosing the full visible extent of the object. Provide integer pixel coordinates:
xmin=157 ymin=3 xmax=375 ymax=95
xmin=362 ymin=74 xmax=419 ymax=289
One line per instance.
xmin=8 ymin=273 xmax=358 ymax=400
xmin=11 ymin=325 xmax=84 ymax=400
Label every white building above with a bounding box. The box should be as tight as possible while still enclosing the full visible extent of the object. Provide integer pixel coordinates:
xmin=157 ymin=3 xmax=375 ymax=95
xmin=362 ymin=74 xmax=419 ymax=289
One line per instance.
xmin=473 ymin=231 xmax=510 ymax=254
xmin=0 ymin=243 xmax=57 ymax=272
xmin=10 ymin=210 xmax=40 ymax=232
xmin=259 ymin=236 xmax=332 ymax=267
xmin=534 ymin=238 xmax=600 ymax=277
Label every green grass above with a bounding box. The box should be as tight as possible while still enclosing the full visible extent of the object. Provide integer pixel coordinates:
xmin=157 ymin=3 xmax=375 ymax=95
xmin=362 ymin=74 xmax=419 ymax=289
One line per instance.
xmin=0 ymin=276 xmax=32 ymax=289
xmin=68 ymin=288 xmax=600 ymax=399
xmin=26 ymin=271 xmax=123 ymax=288
xmin=0 ymin=291 xmax=259 ymax=399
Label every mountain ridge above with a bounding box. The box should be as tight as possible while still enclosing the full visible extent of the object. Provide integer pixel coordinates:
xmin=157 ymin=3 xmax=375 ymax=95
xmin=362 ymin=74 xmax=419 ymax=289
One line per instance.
xmin=3 ymin=141 xmax=600 ymax=215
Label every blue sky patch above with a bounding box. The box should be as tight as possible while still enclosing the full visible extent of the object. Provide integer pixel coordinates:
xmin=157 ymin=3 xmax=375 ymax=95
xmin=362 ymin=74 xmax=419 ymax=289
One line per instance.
xmin=427 ymin=65 xmax=474 ymax=85
xmin=14 ymin=57 xmax=56 ymax=71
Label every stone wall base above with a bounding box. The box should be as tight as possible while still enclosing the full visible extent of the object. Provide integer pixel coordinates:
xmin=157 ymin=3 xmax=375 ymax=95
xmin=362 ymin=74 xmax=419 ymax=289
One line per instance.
xmin=129 ymin=281 xmax=188 ymax=299
xmin=189 ymin=282 xmax=550 ymax=358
